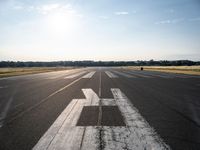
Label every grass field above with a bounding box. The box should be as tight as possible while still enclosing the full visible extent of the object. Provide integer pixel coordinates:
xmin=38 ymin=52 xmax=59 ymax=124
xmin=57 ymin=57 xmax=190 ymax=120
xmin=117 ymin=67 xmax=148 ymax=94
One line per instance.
xmin=123 ymin=66 xmax=200 ymax=75
xmin=0 ymin=67 xmax=77 ymax=78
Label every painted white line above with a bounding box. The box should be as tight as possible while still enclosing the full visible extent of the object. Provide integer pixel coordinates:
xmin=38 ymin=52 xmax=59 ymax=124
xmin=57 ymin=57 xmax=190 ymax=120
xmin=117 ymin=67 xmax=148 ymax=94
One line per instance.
xmin=46 ymin=75 xmax=64 ymax=80
xmin=99 ymin=71 xmax=102 ymax=97
xmin=110 ymin=89 xmax=170 ymax=149
xmin=140 ymin=72 xmax=173 ymax=78
xmin=173 ymin=74 xmax=198 ymax=78
xmin=112 ymin=70 xmax=134 ymax=78
xmin=33 ymin=99 xmax=79 ymax=150
xmin=33 ymin=89 xmax=99 ymax=150
xmin=98 ymin=71 xmax=102 ymax=126
xmin=143 ymin=72 xmax=174 ymax=78
xmin=8 ymin=75 xmax=84 ymax=124
xmin=105 ymin=71 xmax=118 ymax=78
xmin=46 ymin=70 xmax=83 ymax=79
xmin=153 ymin=74 xmax=173 ymax=78
xmin=135 ymin=71 xmax=173 ymax=79
xmin=127 ymin=71 xmax=153 ymax=78
xmin=0 ymin=86 xmax=8 ymax=89
xmin=14 ymin=103 xmax=24 ymax=109
xmin=64 ymin=71 xmax=87 ymax=79
xmin=34 ymin=89 xmax=170 ymax=150
xmin=82 ymin=71 xmax=96 ymax=78
xmin=0 ymin=89 xmax=17 ymax=128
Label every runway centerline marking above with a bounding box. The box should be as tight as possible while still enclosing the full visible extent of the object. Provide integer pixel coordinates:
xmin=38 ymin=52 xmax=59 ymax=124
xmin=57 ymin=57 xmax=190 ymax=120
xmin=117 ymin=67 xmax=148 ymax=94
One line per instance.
xmin=98 ymin=71 xmax=102 ymax=126
xmin=33 ymin=88 xmax=170 ymax=150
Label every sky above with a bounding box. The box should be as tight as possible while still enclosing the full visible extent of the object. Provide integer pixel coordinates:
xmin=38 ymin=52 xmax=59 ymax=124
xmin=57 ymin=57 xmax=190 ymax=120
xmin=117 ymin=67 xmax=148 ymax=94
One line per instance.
xmin=0 ymin=0 xmax=200 ymax=61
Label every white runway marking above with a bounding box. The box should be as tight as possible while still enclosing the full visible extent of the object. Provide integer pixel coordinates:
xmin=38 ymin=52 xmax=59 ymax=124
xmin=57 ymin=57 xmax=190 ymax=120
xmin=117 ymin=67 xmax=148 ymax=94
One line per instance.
xmin=34 ymin=89 xmax=170 ymax=150
xmin=82 ymin=71 xmax=96 ymax=78
xmin=0 ymin=89 xmax=17 ymax=128
xmin=145 ymin=71 xmax=176 ymax=78
xmin=14 ymin=103 xmax=24 ymax=109
xmin=105 ymin=71 xmax=118 ymax=78
xmin=8 ymin=75 xmax=85 ymax=124
xmin=47 ymin=75 xmax=64 ymax=79
xmin=127 ymin=71 xmax=153 ymax=78
xmin=46 ymin=70 xmax=84 ymax=79
xmin=113 ymin=70 xmax=134 ymax=78
xmin=0 ymin=86 xmax=8 ymax=89
xmin=133 ymin=71 xmax=174 ymax=79
xmin=146 ymin=73 xmax=173 ymax=78
xmin=64 ymin=71 xmax=87 ymax=79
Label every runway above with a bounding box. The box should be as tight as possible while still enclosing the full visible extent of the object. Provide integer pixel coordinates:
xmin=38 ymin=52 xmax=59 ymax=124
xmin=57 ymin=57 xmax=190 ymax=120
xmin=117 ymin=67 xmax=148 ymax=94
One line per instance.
xmin=0 ymin=67 xmax=200 ymax=150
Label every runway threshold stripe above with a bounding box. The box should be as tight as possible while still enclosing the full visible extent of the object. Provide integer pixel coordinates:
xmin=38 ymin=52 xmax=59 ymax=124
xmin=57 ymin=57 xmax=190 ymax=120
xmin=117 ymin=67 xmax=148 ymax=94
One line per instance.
xmin=112 ymin=70 xmax=134 ymax=78
xmin=139 ymin=72 xmax=172 ymax=78
xmin=46 ymin=70 xmax=80 ymax=79
xmin=105 ymin=71 xmax=118 ymax=78
xmin=64 ymin=71 xmax=87 ymax=79
xmin=82 ymin=71 xmax=96 ymax=78
xmin=34 ymin=89 xmax=170 ymax=150
xmin=127 ymin=70 xmax=153 ymax=78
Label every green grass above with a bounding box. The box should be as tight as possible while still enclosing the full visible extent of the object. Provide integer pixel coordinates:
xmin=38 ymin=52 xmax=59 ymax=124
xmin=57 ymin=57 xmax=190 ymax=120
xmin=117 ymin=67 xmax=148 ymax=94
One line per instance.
xmin=0 ymin=67 xmax=78 ymax=78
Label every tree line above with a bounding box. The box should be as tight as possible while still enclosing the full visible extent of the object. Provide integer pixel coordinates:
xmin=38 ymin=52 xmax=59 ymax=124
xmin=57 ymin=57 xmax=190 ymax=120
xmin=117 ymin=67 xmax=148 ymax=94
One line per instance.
xmin=0 ymin=60 xmax=199 ymax=67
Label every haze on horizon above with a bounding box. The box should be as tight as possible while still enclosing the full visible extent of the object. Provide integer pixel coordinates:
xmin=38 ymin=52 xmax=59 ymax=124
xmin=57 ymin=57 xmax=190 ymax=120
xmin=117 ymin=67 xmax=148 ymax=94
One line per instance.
xmin=0 ymin=0 xmax=200 ymax=61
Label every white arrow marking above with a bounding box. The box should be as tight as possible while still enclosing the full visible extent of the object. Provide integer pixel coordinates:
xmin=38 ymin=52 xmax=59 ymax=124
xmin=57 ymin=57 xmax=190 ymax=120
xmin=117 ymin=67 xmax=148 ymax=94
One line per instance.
xmin=33 ymin=89 xmax=170 ymax=150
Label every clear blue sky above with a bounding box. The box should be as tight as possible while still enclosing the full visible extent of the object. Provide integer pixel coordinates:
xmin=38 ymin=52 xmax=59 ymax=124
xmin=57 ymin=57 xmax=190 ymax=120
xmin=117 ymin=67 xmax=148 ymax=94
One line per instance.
xmin=0 ymin=0 xmax=200 ymax=61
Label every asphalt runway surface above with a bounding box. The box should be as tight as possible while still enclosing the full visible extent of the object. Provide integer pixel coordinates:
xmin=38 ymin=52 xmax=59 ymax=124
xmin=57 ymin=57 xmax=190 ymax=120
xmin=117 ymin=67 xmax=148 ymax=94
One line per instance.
xmin=0 ymin=67 xmax=200 ymax=150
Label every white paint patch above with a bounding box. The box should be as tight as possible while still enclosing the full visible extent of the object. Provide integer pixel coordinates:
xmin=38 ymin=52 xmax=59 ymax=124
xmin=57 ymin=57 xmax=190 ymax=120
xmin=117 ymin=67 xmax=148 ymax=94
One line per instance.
xmin=112 ymin=70 xmax=134 ymax=78
xmin=64 ymin=71 xmax=87 ymax=79
xmin=33 ymin=89 xmax=170 ymax=150
xmin=82 ymin=71 xmax=96 ymax=78
xmin=105 ymin=71 xmax=118 ymax=78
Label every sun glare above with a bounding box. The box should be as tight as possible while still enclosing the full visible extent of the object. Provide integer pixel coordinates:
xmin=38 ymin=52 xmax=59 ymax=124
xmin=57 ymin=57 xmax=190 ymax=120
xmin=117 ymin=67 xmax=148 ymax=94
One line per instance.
xmin=46 ymin=12 xmax=73 ymax=34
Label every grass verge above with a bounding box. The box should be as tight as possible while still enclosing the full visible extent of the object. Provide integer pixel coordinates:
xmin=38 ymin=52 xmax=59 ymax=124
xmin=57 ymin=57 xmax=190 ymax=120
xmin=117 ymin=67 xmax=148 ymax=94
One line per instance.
xmin=0 ymin=67 xmax=78 ymax=78
xmin=122 ymin=66 xmax=200 ymax=75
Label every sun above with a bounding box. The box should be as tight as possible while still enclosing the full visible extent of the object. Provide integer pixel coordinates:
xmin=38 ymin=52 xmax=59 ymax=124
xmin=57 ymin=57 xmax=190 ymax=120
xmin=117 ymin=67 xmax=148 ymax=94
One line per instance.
xmin=46 ymin=12 xmax=73 ymax=34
